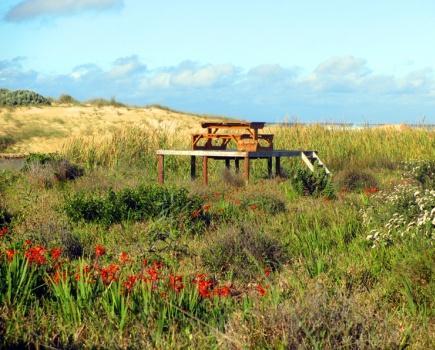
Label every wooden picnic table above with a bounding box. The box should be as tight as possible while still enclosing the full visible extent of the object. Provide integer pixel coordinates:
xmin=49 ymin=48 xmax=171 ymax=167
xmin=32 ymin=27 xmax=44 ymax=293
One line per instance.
xmin=192 ymin=122 xmax=273 ymax=152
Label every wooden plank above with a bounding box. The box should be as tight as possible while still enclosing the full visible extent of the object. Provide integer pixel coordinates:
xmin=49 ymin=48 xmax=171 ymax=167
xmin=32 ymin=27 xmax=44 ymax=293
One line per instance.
xmin=190 ymin=156 xmax=196 ymax=180
xmin=201 ymin=122 xmax=265 ymax=129
xmin=156 ymin=149 xmax=317 ymax=158
xmin=157 ymin=155 xmax=164 ymax=184
xmin=301 ymin=152 xmax=314 ymax=172
xmin=202 ymin=156 xmax=208 ymax=185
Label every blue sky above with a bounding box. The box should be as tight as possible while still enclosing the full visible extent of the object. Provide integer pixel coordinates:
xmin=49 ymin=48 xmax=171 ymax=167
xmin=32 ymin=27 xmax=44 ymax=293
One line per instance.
xmin=1 ymin=0 xmax=435 ymax=123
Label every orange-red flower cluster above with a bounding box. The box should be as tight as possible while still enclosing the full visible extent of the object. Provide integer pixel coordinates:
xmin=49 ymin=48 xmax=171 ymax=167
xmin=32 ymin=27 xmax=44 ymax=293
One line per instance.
xmin=95 ymin=244 xmax=106 ymax=257
xmin=100 ymin=263 xmax=120 ymax=285
xmin=50 ymin=247 xmax=62 ymax=261
xmin=256 ymin=283 xmax=267 ymax=297
xmin=5 ymin=248 xmax=16 ymax=262
xmin=364 ymin=187 xmax=379 ymax=195
xmin=119 ymin=251 xmax=130 ymax=264
xmin=169 ymin=274 xmax=184 ymax=292
xmin=0 ymin=226 xmax=9 ymax=238
xmin=123 ymin=274 xmax=139 ymax=291
xmin=25 ymin=245 xmax=46 ymax=265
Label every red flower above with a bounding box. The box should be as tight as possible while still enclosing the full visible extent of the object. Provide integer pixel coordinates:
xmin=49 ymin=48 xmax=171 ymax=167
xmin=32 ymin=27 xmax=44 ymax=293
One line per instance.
xmin=25 ymin=246 xmax=46 ymax=265
xmin=119 ymin=251 xmax=129 ymax=264
xmin=169 ymin=274 xmax=184 ymax=292
xmin=214 ymin=286 xmax=231 ymax=297
xmin=95 ymin=244 xmax=106 ymax=257
xmin=202 ymin=204 xmax=211 ymax=213
xmin=123 ymin=275 xmax=138 ymax=291
xmin=264 ymin=267 xmax=271 ymax=277
xmin=364 ymin=187 xmax=379 ymax=196
xmin=249 ymin=204 xmax=258 ymax=210
xmin=192 ymin=275 xmax=214 ymax=298
xmin=256 ymin=283 xmax=267 ymax=297
xmin=24 ymin=239 xmax=32 ymax=247
xmin=191 ymin=209 xmax=201 ymax=218
xmin=0 ymin=226 xmax=9 ymax=238
xmin=52 ymin=269 xmax=67 ymax=284
xmin=5 ymin=249 xmax=16 ymax=262
xmin=75 ymin=265 xmax=91 ymax=281
xmin=100 ymin=263 xmax=120 ymax=285
xmin=50 ymin=247 xmax=62 ymax=261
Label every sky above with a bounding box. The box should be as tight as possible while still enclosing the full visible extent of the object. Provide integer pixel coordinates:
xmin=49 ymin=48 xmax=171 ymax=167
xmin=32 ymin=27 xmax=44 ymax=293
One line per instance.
xmin=1 ymin=0 xmax=435 ymax=123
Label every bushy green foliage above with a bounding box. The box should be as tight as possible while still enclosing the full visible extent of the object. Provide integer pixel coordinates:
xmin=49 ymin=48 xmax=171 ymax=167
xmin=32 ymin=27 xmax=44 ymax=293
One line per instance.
xmin=403 ymin=160 xmax=435 ymax=189
xmin=201 ymin=225 xmax=287 ymax=280
xmin=290 ymin=163 xmax=336 ymax=198
xmin=0 ymin=205 xmax=12 ymax=228
xmin=22 ymin=153 xmax=84 ymax=185
xmin=57 ymin=94 xmax=79 ymax=104
xmin=64 ymin=184 xmax=206 ymax=226
xmin=0 ymin=89 xmax=51 ymax=107
xmin=240 ymin=193 xmax=286 ymax=215
xmin=0 ymin=134 xmax=16 ymax=151
xmin=86 ymin=97 xmax=125 ymax=107
xmin=335 ymin=168 xmax=379 ymax=192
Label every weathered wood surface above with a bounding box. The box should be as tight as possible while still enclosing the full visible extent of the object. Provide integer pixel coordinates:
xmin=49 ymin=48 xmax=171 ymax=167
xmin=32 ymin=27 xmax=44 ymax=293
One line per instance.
xmin=156 ymin=149 xmax=317 ymax=158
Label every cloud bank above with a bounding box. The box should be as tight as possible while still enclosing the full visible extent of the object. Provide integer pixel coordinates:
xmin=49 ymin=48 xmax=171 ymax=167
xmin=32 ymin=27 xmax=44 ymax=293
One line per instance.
xmin=5 ymin=0 xmax=123 ymax=22
xmin=1 ymin=55 xmax=434 ymax=122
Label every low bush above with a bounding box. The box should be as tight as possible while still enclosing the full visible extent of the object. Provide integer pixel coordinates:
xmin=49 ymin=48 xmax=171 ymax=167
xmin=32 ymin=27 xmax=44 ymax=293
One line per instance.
xmin=0 ymin=134 xmax=16 ymax=151
xmin=0 ymin=206 xmax=12 ymax=228
xmin=86 ymin=97 xmax=125 ymax=108
xmin=240 ymin=193 xmax=286 ymax=215
xmin=0 ymin=89 xmax=51 ymax=107
xmin=22 ymin=153 xmax=84 ymax=187
xmin=290 ymin=163 xmax=336 ymax=198
xmin=201 ymin=225 xmax=288 ymax=281
xmin=63 ymin=184 xmax=206 ymax=226
xmin=335 ymin=168 xmax=379 ymax=192
xmin=226 ymin=283 xmax=402 ymax=349
xmin=403 ymin=160 xmax=435 ymax=189
xmin=57 ymin=94 xmax=79 ymax=104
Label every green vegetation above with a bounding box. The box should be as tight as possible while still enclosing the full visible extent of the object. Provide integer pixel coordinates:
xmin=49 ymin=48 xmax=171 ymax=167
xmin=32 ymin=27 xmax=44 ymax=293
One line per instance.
xmin=0 ymin=126 xmax=434 ymax=348
xmin=0 ymin=89 xmax=51 ymax=107
xmin=86 ymin=97 xmax=126 ymax=107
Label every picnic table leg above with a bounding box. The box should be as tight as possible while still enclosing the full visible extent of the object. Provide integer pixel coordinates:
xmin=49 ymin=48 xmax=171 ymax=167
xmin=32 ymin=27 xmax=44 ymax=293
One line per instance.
xmin=244 ymin=156 xmax=250 ymax=183
xmin=190 ymin=156 xmax=196 ymax=180
xmin=275 ymin=157 xmax=281 ymax=177
xmin=235 ymin=158 xmax=240 ymax=173
xmin=157 ymin=155 xmax=164 ymax=184
xmin=203 ymin=156 xmax=208 ymax=185
xmin=267 ymin=157 xmax=273 ymax=178
xmin=225 ymin=158 xmax=230 ymax=170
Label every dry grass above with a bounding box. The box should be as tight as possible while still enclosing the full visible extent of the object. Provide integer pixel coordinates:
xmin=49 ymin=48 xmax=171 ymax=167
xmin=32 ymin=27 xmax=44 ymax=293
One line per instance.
xmin=0 ymin=104 xmax=230 ymax=153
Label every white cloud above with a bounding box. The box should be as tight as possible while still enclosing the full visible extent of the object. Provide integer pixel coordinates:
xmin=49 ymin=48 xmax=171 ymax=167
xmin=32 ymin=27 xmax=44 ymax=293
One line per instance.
xmin=5 ymin=0 xmax=123 ymax=22
xmin=1 ymin=56 xmax=434 ymax=122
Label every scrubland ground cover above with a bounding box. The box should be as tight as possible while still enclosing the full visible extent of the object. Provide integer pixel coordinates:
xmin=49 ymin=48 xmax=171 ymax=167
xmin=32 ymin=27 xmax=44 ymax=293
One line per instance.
xmin=0 ymin=122 xmax=434 ymax=349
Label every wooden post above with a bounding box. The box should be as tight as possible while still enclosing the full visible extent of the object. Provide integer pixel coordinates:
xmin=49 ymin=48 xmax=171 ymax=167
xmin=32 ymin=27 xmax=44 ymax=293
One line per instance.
xmin=267 ymin=157 xmax=273 ymax=178
xmin=235 ymin=158 xmax=240 ymax=173
xmin=275 ymin=157 xmax=281 ymax=177
xmin=225 ymin=158 xmax=230 ymax=170
xmin=202 ymin=156 xmax=208 ymax=185
xmin=157 ymin=154 xmax=164 ymax=184
xmin=190 ymin=156 xmax=196 ymax=180
xmin=244 ymin=156 xmax=250 ymax=183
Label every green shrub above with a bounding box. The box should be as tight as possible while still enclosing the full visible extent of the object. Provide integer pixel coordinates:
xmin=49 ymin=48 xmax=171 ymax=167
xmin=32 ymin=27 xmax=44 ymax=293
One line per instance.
xmin=64 ymin=184 xmax=206 ymax=226
xmin=86 ymin=97 xmax=125 ymax=108
xmin=0 ymin=205 xmax=12 ymax=228
xmin=403 ymin=160 xmax=435 ymax=189
xmin=0 ymin=89 xmax=51 ymax=107
xmin=22 ymin=153 xmax=84 ymax=187
xmin=290 ymin=163 xmax=336 ymax=199
xmin=0 ymin=134 xmax=16 ymax=151
xmin=201 ymin=225 xmax=288 ymax=281
xmin=335 ymin=168 xmax=378 ymax=192
xmin=57 ymin=94 xmax=79 ymax=104
xmin=240 ymin=193 xmax=286 ymax=215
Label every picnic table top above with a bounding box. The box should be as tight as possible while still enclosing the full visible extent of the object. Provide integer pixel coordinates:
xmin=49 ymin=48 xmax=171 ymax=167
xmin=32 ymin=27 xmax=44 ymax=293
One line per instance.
xmin=200 ymin=122 xmax=266 ymax=129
